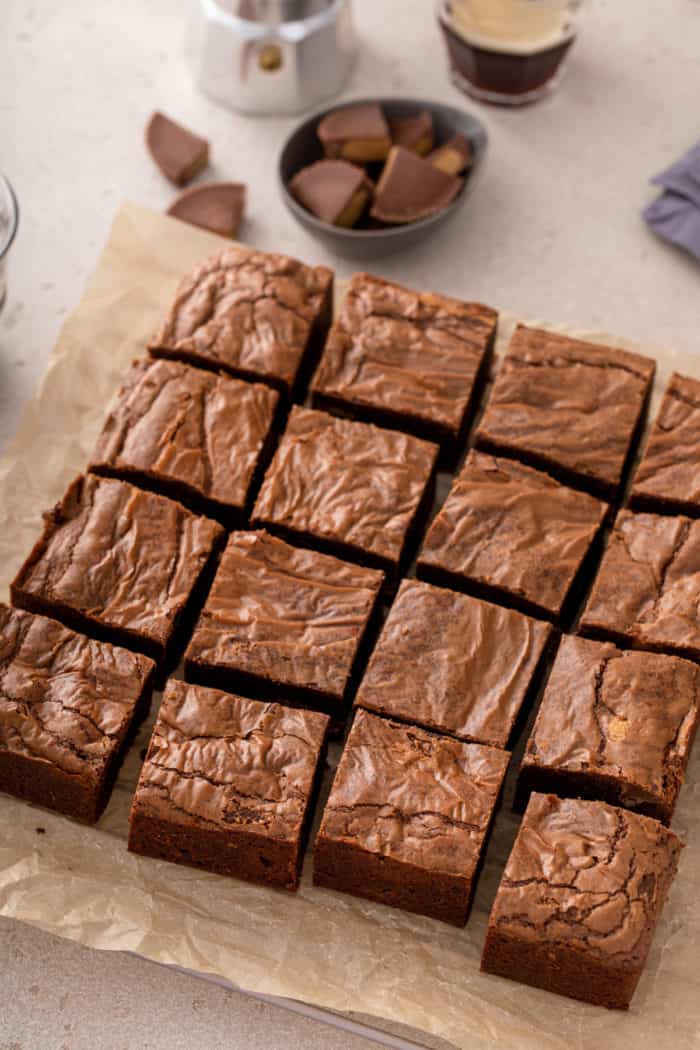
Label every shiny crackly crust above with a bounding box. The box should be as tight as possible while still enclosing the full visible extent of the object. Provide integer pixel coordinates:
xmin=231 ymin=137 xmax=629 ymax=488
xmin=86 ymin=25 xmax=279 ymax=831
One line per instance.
xmin=519 ymin=635 xmax=700 ymax=817
xmin=580 ymin=509 xmax=700 ymax=659
xmin=148 ymin=247 xmax=333 ymax=389
xmin=485 ymin=793 xmax=682 ymax=967
xmin=418 ymin=450 xmax=606 ymax=617
xmin=312 ymin=273 xmax=497 ymax=433
xmin=631 ymin=372 xmax=700 ymax=511
xmin=185 ymin=530 xmax=384 ymax=699
xmin=476 ymin=325 xmax=656 ymax=494
xmin=317 ymin=709 xmax=509 ymax=875
xmin=90 ymin=358 xmax=278 ymax=514
xmin=130 ymin=680 xmax=329 ymax=841
xmin=252 ymin=406 xmax=438 ymax=566
xmin=11 ymin=474 xmax=223 ymax=648
xmin=355 ymin=579 xmax=552 ymax=748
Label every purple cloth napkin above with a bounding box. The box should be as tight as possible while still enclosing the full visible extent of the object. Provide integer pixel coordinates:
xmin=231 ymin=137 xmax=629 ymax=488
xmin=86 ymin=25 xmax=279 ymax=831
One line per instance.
xmin=644 ymin=141 xmax=700 ymax=261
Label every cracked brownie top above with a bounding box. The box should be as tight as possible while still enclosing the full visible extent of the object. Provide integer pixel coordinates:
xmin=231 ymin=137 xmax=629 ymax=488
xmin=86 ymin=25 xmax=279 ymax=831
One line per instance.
xmin=580 ymin=509 xmax=700 ymax=660
xmin=521 ymin=635 xmax=700 ymax=814
xmin=131 ymin=680 xmax=329 ymax=840
xmin=149 ymin=247 xmax=333 ymax=391
xmin=311 ymin=272 xmax=497 ymax=433
xmin=355 ymin=579 xmax=552 ymax=748
xmin=91 ymin=358 xmax=279 ymax=513
xmin=489 ymin=793 xmax=683 ymax=966
xmin=317 ymin=709 xmax=509 ymax=875
xmin=476 ymin=325 xmax=656 ymax=497
xmin=0 ymin=604 xmax=154 ymax=782
xmin=185 ymin=530 xmax=383 ymax=699
xmin=631 ymin=372 xmax=700 ymax=512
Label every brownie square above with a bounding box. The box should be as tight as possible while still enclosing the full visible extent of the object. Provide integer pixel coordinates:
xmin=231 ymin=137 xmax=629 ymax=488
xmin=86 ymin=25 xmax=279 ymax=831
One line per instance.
xmin=11 ymin=474 xmax=224 ymax=669
xmin=311 ymin=272 xmax=497 ymax=461
xmin=630 ymin=372 xmax=700 ymax=516
xmin=355 ymin=579 xmax=553 ymax=748
xmin=128 ymin=680 xmax=329 ymax=890
xmin=314 ymin=709 xmax=509 ymax=924
xmin=516 ymin=634 xmax=700 ymax=825
xmin=579 ymin=509 xmax=700 ymax=663
xmin=475 ymin=325 xmax=656 ymax=500
xmin=481 ymin=793 xmax=683 ymax=1009
xmin=184 ymin=530 xmax=384 ymax=718
xmin=148 ymin=247 xmax=334 ymax=399
xmin=251 ymin=406 xmax=438 ymax=582
xmin=89 ymin=358 xmax=279 ymax=525
xmin=417 ymin=450 xmax=607 ymax=623
xmin=0 ymin=604 xmax=155 ymax=824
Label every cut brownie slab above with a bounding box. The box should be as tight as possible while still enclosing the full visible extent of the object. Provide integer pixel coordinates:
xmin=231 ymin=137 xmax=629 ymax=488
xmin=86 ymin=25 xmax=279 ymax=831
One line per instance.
xmin=11 ymin=474 xmax=224 ymax=669
xmin=251 ymin=406 xmax=438 ymax=583
xmin=516 ymin=634 xmax=700 ymax=825
xmin=148 ymin=246 xmax=333 ymax=399
xmin=475 ymin=325 xmax=656 ymax=500
xmin=90 ymin=358 xmax=279 ymax=525
xmin=185 ymin=530 xmax=384 ymax=719
xmin=579 ymin=509 xmax=700 ymax=663
xmin=128 ymin=680 xmax=329 ymax=890
xmin=417 ymin=450 xmax=607 ymax=623
xmin=630 ymin=372 xmax=700 ymax=516
xmin=314 ymin=709 xmax=509 ymax=924
xmin=0 ymin=604 xmax=155 ymax=824
xmin=355 ymin=579 xmax=553 ymax=749
xmin=311 ymin=272 xmax=497 ymax=461
xmin=481 ymin=793 xmax=683 ymax=1009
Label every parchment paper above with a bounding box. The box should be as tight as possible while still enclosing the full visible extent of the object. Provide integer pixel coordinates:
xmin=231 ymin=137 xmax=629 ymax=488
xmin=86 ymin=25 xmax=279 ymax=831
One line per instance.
xmin=1 ymin=201 xmax=699 ymax=1050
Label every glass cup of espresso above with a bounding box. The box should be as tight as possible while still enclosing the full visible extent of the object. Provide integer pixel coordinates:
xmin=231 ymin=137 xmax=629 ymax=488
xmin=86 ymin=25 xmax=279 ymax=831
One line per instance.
xmin=437 ymin=0 xmax=586 ymax=105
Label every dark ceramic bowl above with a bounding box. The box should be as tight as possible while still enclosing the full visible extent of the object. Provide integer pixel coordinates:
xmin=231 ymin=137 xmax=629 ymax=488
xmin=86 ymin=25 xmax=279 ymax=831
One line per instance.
xmin=278 ymin=96 xmax=487 ymax=259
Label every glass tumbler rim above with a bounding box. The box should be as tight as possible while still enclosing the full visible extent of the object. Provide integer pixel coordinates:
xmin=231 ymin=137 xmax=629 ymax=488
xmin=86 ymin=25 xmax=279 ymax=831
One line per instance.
xmin=0 ymin=175 xmax=19 ymax=263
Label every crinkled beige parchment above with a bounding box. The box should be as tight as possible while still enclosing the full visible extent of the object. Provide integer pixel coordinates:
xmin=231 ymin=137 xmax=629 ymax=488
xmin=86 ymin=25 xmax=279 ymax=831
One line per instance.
xmin=0 ymin=202 xmax=699 ymax=1050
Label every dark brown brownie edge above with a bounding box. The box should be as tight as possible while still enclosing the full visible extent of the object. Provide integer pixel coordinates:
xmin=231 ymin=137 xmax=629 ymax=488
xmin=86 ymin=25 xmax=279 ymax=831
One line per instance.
xmin=628 ymin=490 xmax=700 ymax=519
xmin=578 ymin=620 xmax=700 ymax=666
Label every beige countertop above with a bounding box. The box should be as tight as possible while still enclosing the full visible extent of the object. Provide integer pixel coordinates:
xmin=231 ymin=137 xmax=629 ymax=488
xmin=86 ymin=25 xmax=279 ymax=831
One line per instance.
xmin=1 ymin=0 xmax=699 ymax=1046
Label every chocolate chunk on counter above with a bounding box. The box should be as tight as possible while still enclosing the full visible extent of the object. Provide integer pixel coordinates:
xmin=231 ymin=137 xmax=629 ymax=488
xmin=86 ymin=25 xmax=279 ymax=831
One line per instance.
xmin=311 ymin=272 xmax=497 ymax=460
xmin=317 ymin=102 xmax=391 ymax=163
xmin=371 ymin=146 xmax=463 ymax=224
xmin=475 ymin=325 xmax=656 ymax=501
xmin=481 ymin=793 xmax=683 ymax=1009
xmin=0 ymin=604 xmax=155 ymax=824
xmin=428 ymin=134 xmax=472 ymax=176
xmin=289 ymin=160 xmax=373 ymax=228
xmin=388 ymin=111 xmax=434 ymax=156
xmin=185 ymin=530 xmax=383 ymax=719
xmin=148 ymin=247 xmax=334 ymax=399
xmin=417 ymin=450 xmax=607 ymax=622
xmin=630 ymin=372 xmax=700 ymax=516
xmin=516 ymin=634 xmax=700 ymax=825
xmin=314 ymin=709 xmax=509 ymax=924
xmin=146 ymin=112 xmax=209 ymax=187
xmin=89 ymin=358 xmax=279 ymax=526
xmin=167 ymin=182 xmax=246 ymax=238
xmin=128 ymin=680 xmax=329 ymax=890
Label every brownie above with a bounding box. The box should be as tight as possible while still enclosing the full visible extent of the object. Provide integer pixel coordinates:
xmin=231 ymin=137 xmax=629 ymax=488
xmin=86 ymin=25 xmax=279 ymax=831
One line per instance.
xmin=89 ymin=358 xmax=279 ymax=525
xmin=417 ymin=450 xmax=607 ymax=623
xmin=314 ymin=709 xmax=509 ymax=924
xmin=311 ymin=272 xmax=497 ymax=461
xmin=128 ymin=680 xmax=329 ymax=890
xmin=630 ymin=372 xmax=700 ymax=516
xmin=148 ymin=246 xmax=334 ymax=399
xmin=10 ymin=474 xmax=224 ymax=669
xmin=579 ymin=508 xmax=700 ymax=663
xmin=516 ymin=634 xmax=700 ymax=825
xmin=481 ymin=793 xmax=683 ymax=1009
xmin=475 ymin=325 xmax=656 ymax=500
xmin=0 ymin=604 xmax=155 ymax=824
xmin=184 ymin=530 xmax=384 ymax=718
xmin=251 ymin=406 xmax=438 ymax=582
xmin=355 ymin=579 xmax=553 ymax=749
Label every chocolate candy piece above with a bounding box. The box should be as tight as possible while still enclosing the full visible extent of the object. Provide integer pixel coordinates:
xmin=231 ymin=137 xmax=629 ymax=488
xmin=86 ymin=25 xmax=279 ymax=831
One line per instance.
xmin=167 ymin=182 xmax=246 ymax=238
xmin=146 ymin=112 xmax=209 ymax=187
xmin=317 ymin=102 xmax=391 ymax=163
xmin=371 ymin=146 xmax=463 ymax=224
xmin=289 ymin=160 xmax=372 ymax=228
xmin=428 ymin=134 xmax=472 ymax=176
xmin=388 ymin=111 xmax=434 ymax=156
